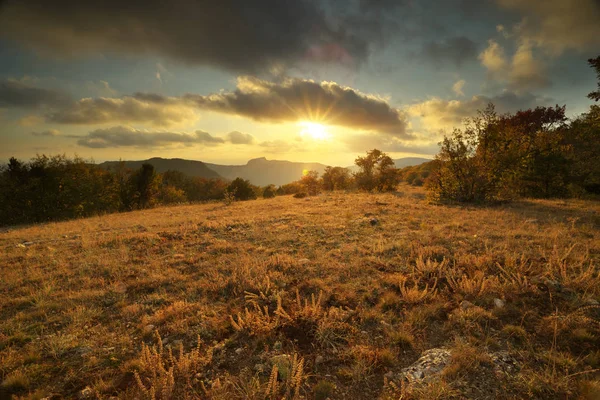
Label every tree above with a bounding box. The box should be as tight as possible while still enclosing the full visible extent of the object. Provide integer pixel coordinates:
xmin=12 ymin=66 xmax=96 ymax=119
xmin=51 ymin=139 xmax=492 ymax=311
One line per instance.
xmin=322 ymin=166 xmax=352 ymax=191
xmin=227 ymin=177 xmax=257 ymax=201
xmin=130 ymin=163 xmax=160 ymax=209
xmin=589 ymin=56 xmax=600 ymax=102
xmin=263 ymin=184 xmax=277 ymax=198
xmin=354 ymin=149 xmax=398 ymax=192
xmin=300 ymin=170 xmax=320 ymax=195
xmin=427 ymin=103 xmax=569 ymax=202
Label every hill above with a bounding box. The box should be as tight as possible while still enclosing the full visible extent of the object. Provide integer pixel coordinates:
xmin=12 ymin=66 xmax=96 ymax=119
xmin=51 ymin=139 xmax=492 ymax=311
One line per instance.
xmin=100 ymin=157 xmax=222 ymax=179
xmin=205 ymin=157 xmax=329 ymax=186
xmin=1 ymin=188 xmax=599 ymax=399
xmin=347 ymin=157 xmax=431 ymax=173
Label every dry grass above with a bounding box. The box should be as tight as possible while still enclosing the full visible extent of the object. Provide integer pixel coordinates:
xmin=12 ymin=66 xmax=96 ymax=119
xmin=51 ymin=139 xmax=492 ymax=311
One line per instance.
xmin=0 ymin=185 xmax=599 ymax=399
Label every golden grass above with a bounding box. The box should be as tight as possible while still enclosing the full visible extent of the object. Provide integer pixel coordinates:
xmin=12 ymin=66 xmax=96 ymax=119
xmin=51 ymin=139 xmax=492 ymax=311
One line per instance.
xmin=0 ymin=185 xmax=599 ymax=399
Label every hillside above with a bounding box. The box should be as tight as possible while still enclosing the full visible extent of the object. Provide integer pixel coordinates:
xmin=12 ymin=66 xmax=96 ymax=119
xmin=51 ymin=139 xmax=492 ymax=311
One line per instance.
xmin=100 ymin=157 xmax=222 ymax=179
xmin=1 ymin=188 xmax=599 ymax=399
xmin=205 ymin=157 xmax=329 ymax=186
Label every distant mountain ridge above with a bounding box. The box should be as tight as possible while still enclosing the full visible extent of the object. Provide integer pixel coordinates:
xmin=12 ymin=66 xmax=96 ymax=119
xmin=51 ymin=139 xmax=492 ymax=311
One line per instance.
xmin=205 ymin=157 xmax=328 ymax=186
xmin=99 ymin=156 xmax=431 ymax=186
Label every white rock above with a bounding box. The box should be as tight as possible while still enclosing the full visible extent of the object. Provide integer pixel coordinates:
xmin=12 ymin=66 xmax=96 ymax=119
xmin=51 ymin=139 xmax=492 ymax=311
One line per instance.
xmin=493 ymin=298 xmax=505 ymax=309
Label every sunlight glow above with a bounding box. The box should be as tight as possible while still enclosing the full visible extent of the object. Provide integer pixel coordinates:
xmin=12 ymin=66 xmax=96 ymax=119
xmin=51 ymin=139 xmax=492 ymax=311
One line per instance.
xmin=298 ymin=121 xmax=331 ymax=141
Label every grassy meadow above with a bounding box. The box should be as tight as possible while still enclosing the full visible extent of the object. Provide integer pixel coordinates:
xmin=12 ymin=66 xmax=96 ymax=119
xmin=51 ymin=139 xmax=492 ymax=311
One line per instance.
xmin=1 ymin=186 xmax=599 ymax=399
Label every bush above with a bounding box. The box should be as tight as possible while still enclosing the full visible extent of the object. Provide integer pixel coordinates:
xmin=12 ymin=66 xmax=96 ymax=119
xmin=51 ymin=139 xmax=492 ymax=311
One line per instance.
xmin=293 ymin=192 xmax=308 ymax=199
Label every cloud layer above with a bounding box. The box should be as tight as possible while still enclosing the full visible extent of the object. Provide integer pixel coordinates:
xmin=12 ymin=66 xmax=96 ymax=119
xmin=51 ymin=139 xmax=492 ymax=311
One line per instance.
xmin=75 ymin=126 xmax=254 ymax=148
xmin=185 ymin=76 xmax=410 ymax=136
xmin=0 ymin=0 xmax=371 ymax=74
xmin=0 ymin=79 xmax=71 ymax=109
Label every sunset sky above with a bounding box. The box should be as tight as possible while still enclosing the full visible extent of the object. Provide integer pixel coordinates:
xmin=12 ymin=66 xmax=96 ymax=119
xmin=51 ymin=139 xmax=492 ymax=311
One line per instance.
xmin=0 ymin=0 xmax=598 ymax=166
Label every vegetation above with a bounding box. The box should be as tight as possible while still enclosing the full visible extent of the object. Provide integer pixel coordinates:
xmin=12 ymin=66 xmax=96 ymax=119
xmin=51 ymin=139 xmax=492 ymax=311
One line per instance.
xmin=426 ymin=57 xmax=600 ymax=203
xmin=1 ymin=188 xmax=599 ymax=399
xmin=354 ymin=149 xmax=398 ymax=192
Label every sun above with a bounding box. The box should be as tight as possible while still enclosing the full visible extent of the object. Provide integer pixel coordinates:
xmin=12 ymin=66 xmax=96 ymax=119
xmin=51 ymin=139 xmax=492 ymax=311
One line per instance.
xmin=298 ymin=121 xmax=330 ymax=140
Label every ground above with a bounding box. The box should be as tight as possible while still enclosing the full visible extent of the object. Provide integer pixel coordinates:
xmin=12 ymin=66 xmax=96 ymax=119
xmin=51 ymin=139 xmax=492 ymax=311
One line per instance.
xmin=1 ymin=186 xmax=599 ymax=399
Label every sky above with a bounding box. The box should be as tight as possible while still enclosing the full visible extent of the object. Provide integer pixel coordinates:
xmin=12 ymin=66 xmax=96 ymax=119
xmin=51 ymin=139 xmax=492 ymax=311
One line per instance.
xmin=0 ymin=0 xmax=598 ymax=166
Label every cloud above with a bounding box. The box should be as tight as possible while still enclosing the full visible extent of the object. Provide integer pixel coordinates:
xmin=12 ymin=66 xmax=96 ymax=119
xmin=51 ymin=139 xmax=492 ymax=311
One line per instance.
xmin=17 ymin=75 xmax=408 ymax=135
xmin=343 ymin=133 xmax=440 ymax=155
xmin=420 ymin=36 xmax=479 ymax=67
xmin=478 ymin=39 xmax=549 ymax=90
xmin=185 ymin=76 xmax=410 ymax=136
xmin=408 ymin=90 xmax=553 ymax=132
xmin=479 ymin=40 xmax=508 ymax=79
xmin=226 ymin=131 xmax=255 ymax=144
xmin=0 ymin=79 xmax=71 ymax=109
xmin=509 ymin=40 xmax=549 ymax=90
xmin=84 ymin=80 xmax=117 ymax=97
xmin=73 ymin=125 xmax=256 ymax=148
xmin=497 ymin=0 xmax=600 ymax=55
xmin=75 ymin=126 xmax=228 ymax=148
xmin=46 ymin=95 xmax=198 ymax=126
xmin=0 ymin=0 xmax=372 ymax=74
xmin=31 ymin=129 xmax=61 ymax=137
xmin=452 ymin=80 xmax=466 ymax=97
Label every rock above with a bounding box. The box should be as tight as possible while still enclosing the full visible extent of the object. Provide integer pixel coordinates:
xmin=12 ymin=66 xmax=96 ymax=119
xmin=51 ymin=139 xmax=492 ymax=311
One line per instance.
xmin=78 ymin=387 xmax=93 ymax=399
xmin=143 ymin=324 xmax=155 ymax=334
xmin=399 ymin=348 xmax=452 ymax=383
xmin=370 ymin=218 xmax=379 ymax=226
xmin=384 ymin=371 xmax=395 ymax=380
xmin=22 ymin=241 xmax=34 ymax=246
xmin=460 ymin=300 xmax=475 ymax=310
xmin=273 ymin=341 xmax=282 ymax=351
xmin=16 ymin=243 xmax=27 ymax=248
xmin=297 ymin=258 xmax=310 ymax=265
xmin=493 ymin=298 xmax=505 ymax=309
xmin=162 ymin=338 xmax=170 ymax=345
xmin=315 ymin=355 xmax=324 ymax=365
xmin=235 ymin=347 xmax=243 ymax=355
xmin=585 ymin=298 xmax=599 ymax=305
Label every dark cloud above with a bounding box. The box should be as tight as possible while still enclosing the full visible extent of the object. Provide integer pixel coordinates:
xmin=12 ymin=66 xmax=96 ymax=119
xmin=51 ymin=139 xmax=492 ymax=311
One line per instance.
xmin=75 ymin=126 xmax=227 ymax=148
xmin=0 ymin=79 xmax=71 ymax=109
xmin=226 ymin=131 xmax=255 ymax=144
xmin=420 ymin=36 xmax=479 ymax=67
xmin=185 ymin=76 xmax=410 ymax=136
xmin=46 ymin=95 xmax=197 ymax=126
xmin=0 ymin=0 xmax=371 ymax=74
xmin=31 ymin=129 xmax=60 ymax=136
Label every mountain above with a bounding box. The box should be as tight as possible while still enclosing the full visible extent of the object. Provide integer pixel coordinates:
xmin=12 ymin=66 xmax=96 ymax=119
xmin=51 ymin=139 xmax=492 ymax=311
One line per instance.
xmin=205 ymin=157 xmax=328 ymax=186
xmin=99 ymin=157 xmax=221 ymax=179
xmin=346 ymin=157 xmax=432 ymax=172
xmin=393 ymin=157 xmax=432 ymax=168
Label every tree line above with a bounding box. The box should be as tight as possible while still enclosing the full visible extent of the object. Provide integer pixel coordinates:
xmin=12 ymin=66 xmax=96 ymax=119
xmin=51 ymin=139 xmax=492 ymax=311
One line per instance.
xmin=426 ymin=56 xmax=600 ymax=202
xmin=0 ymin=149 xmax=401 ymax=226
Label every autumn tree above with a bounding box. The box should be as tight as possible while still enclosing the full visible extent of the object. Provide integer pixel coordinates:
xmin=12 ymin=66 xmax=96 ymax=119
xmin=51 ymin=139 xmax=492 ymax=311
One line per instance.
xmin=588 ymin=56 xmax=600 ymax=102
xmin=322 ymin=166 xmax=352 ymax=191
xmin=300 ymin=170 xmax=321 ymax=195
xmin=354 ymin=149 xmax=398 ymax=192
xmin=129 ymin=163 xmax=160 ymax=209
xmin=227 ymin=177 xmax=257 ymax=201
